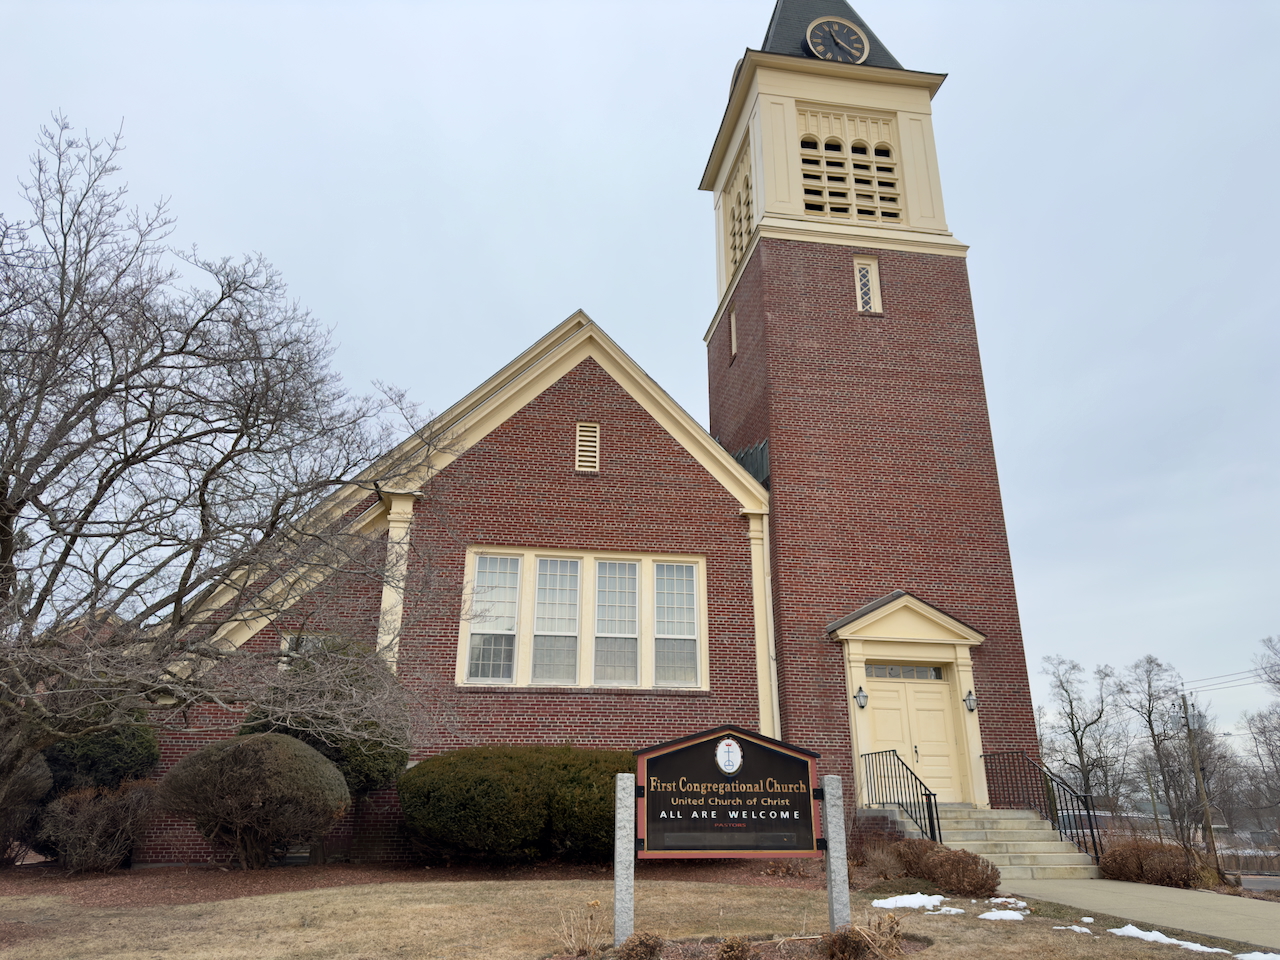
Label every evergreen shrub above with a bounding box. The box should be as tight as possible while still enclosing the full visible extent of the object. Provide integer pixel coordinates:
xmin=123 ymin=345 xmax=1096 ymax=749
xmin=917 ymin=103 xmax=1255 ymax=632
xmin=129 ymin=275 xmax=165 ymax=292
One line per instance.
xmin=44 ymin=723 xmax=160 ymax=796
xmin=239 ymin=714 xmax=408 ymax=797
xmin=0 ymin=754 xmax=52 ymax=867
xmin=160 ymin=733 xmax=350 ymax=869
xmin=397 ymin=744 xmax=633 ymax=863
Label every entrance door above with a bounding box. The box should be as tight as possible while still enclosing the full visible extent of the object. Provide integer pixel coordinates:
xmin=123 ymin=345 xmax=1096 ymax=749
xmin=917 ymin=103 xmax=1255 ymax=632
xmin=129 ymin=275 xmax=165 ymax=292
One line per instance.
xmin=864 ymin=677 xmax=964 ymax=802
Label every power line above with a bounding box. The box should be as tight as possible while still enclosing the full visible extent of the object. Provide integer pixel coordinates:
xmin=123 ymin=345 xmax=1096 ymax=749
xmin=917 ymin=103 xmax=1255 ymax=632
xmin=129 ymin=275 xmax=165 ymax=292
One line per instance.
xmin=1184 ymin=678 xmax=1269 ymax=694
xmin=1183 ymin=668 xmax=1262 ymax=684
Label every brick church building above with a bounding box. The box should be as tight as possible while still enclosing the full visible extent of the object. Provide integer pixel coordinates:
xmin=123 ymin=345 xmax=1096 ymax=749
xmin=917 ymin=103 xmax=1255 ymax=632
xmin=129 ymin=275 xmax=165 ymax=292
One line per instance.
xmin=140 ymin=0 xmax=1039 ymax=862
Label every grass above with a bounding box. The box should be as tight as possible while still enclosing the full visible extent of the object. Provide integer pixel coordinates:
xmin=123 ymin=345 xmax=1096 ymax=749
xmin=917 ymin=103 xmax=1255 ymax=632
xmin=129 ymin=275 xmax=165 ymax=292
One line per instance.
xmin=0 ymin=877 xmax=1275 ymax=959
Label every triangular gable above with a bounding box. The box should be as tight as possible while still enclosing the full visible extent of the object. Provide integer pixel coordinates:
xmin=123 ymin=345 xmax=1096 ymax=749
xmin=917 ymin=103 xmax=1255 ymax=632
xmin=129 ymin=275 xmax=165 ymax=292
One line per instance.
xmin=825 ymin=590 xmax=984 ymax=645
xmin=368 ymin=309 xmax=770 ymax=515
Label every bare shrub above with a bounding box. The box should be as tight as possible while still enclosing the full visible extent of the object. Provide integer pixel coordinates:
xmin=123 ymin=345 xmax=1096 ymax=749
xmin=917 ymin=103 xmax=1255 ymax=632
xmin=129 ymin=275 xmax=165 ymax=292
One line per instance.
xmin=160 ymin=733 xmax=349 ymax=869
xmin=1099 ymin=838 xmax=1203 ymax=888
xmin=923 ymin=848 xmax=1000 ymax=897
xmin=717 ymin=935 xmax=752 ymax=960
xmin=863 ymin=840 xmax=905 ymax=879
xmin=554 ymin=899 xmax=608 ymax=958
xmin=819 ymin=914 xmax=903 ymax=959
xmin=39 ymin=780 xmax=155 ymax=873
xmin=617 ymin=931 xmax=665 ymax=960
xmin=891 ymin=837 xmax=942 ymax=879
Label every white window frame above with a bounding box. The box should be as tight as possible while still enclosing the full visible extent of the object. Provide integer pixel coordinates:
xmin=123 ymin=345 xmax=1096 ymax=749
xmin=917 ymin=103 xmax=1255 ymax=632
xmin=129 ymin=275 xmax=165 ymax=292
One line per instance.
xmin=853 ymin=256 xmax=882 ymax=313
xmin=456 ymin=546 xmax=709 ymax=690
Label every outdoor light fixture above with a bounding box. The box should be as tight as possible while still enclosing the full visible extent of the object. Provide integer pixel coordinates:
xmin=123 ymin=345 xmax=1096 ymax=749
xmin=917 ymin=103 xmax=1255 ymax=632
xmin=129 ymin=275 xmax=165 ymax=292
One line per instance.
xmin=963 ymin=690 xmax=978 ymax=712
xmin=854 ymin=686 xmax=868 ymax=709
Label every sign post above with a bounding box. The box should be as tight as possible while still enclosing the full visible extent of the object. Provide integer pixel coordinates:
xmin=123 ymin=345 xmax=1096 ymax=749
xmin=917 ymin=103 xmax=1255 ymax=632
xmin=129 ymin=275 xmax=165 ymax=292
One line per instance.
xmin=614 ymin=773 xmax=635 ymax=946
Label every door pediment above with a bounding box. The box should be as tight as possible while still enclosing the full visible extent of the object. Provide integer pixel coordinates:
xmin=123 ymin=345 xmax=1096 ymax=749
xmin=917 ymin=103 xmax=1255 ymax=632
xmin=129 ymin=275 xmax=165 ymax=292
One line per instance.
xmin=826 ymin=589 xmax=984 ymax=648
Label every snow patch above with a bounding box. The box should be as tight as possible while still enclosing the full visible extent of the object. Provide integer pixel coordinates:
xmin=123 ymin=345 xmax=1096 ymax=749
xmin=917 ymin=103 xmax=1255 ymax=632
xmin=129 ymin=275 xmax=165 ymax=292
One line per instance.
xmin=1081 ymin=917 xmax=1095 ymax=923
xmin=989 ymin=897 xmax=1027 ymax=908
xmin=1054 ymin=925 xmax=1092 ymax=934
xmin=978 ymin=910 xmax=1025 ymax=921
xmin=871 ymin=893 xmax=947 ymax=910
xmin=1234 ymin=953 xmax=1280 ymax=960
xmin=925 ymin=906 xmax=965 ymax=915
xmin=1107 ymin=924 xmax=1230 ymax=954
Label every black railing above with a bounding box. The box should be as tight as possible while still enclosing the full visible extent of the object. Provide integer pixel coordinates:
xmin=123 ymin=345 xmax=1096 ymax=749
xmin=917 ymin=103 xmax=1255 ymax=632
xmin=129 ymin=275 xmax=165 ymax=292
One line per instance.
xmin=861 ymin=750 xmax=941 ymax=842
xmin=982 ymin=750 xmax=1104 ymax=861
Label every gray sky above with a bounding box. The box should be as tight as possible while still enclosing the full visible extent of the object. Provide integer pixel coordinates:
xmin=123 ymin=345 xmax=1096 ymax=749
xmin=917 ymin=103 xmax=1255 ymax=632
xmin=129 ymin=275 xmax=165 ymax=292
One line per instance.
xmin=4 ymin=1 xmax=1277 ymax=727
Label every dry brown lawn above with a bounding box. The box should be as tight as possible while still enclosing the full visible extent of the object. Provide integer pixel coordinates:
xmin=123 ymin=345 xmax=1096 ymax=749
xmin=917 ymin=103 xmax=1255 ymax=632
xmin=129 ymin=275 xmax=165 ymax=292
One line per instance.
xmin=0 ymin=873 xmax=1272 ymax=959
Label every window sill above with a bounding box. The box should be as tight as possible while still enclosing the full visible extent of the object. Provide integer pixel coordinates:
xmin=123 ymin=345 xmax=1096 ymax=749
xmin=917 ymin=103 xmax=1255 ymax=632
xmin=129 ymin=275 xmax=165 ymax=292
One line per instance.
xmin=457 ymin=684 xmax=712 ymax=697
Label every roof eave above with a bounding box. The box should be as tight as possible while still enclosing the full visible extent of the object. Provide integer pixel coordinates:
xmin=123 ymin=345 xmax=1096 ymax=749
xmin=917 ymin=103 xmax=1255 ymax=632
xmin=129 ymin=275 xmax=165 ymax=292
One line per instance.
xmin=699 ymin=50 xmax=947 ymax=192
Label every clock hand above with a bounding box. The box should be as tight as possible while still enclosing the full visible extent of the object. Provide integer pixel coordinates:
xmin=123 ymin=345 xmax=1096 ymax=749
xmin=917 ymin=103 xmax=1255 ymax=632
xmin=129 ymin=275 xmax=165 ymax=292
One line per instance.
xmin=833 ymin=33 xmax=860 ymax=56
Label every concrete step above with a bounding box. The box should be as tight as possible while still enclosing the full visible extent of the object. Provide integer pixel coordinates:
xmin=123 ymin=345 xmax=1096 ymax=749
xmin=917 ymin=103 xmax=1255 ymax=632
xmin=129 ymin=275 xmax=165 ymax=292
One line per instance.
xmin=997 ymin=863 xmax=1102 ymax=880
xmin=951 ymin=840 xmax=1096 ymax=857
xmin=942 ymin=819 xmax=1060 ymax=834
xmin=943 ymin=829 xmax=1062 ymax=843
xmin=937 ymin=807 xmax=1040 ymax=821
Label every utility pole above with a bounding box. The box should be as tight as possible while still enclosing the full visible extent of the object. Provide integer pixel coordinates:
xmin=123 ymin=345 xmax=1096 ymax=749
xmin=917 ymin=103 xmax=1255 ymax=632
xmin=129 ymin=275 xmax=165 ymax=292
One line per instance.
xmin=1181 ymin=693 xmax=1223 ymax=883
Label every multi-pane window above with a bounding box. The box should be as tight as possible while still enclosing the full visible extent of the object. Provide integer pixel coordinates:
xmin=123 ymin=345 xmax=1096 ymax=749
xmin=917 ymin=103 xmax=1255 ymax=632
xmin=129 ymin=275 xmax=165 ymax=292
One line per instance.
xmin=595 ymin=561 xmax=638 ymax=685
xmin=467 ymin=555 xmax=520 ymax=681
xmin=533 ymin=559 xmax=578 ymax=682
xmin=654 ymin=563 xmax=697 ymax=685
xmin=865 ymin=663 xmax=944 ymax=680
xmin=458 ymin=549 xmax=705 ymax=689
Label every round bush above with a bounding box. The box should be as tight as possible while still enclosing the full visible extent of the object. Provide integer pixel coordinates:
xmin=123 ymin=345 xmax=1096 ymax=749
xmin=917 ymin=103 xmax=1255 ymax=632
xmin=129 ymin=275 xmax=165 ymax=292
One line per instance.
xmin=892 ymin=837 xmax=943 ymax=878
xmin=160 ymin=733 xmax=350 ymax=869
xmin=397 ymin=744 xmax=633 ymax=864
xmin=923 ymin=847 xmax=1001 ymax=897
xmin=240 ymin=715 xmax=408 ymax=796
xmin=1099 ymin=839 xmax=1202 ymax=888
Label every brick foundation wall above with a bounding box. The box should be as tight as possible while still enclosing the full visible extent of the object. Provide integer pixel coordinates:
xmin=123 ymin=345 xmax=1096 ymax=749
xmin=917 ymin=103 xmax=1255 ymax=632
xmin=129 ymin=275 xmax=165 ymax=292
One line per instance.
xmin=708 ymin=238 xmax=1039 ymax=798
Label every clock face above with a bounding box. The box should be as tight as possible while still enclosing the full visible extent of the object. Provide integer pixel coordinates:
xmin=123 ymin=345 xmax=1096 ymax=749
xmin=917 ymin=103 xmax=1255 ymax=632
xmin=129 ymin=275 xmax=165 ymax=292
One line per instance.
xmin=806 ymin=17 xmax=870 ymax=64
xmin=715 ymin=737 xmax=744 ymax=776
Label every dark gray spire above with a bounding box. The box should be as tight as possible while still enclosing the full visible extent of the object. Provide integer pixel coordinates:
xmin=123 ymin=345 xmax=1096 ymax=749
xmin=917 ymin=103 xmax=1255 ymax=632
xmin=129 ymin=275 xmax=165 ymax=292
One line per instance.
xmin=761 ymin=0 xmax=903 ymax=70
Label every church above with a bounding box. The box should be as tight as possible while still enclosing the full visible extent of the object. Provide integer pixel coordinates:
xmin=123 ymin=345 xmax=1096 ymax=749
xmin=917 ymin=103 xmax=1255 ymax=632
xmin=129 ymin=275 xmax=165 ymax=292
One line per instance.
xmin=141 ymin=0 xmax=1050 ymax=864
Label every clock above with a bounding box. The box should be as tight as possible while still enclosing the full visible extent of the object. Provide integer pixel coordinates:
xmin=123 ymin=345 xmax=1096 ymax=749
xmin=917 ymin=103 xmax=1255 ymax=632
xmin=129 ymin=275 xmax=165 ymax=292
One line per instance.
xmin=805 ymin=17 xmax=870 ymax=65
xmin=715 ymin=737 xmax=744 ymax=776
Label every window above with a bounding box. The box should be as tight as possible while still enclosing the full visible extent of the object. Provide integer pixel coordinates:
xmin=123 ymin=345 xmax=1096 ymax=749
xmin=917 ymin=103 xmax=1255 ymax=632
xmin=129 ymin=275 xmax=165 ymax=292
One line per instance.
xmin=723 ymin=141 xmax=754 ymax=273
xmin=278 ymin=631 xmax=337 ymax=670
xmin=459 ymin=547 xmax=707 ymax=689
xmin=866 ymin=663 xmax=944 ymax=680
xmin=729 ymin=309 xmax=738 ymax=358
xmin=853 ymin=257 xmax=882 ymax=312
xmin=575 ymin=422 xmax=600 ymax=472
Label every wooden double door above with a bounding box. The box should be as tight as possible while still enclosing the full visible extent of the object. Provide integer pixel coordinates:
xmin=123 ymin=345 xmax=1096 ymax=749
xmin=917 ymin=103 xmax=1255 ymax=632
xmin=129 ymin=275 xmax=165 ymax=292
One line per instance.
xmin=863 ymin=677 xmax=964 ymax=803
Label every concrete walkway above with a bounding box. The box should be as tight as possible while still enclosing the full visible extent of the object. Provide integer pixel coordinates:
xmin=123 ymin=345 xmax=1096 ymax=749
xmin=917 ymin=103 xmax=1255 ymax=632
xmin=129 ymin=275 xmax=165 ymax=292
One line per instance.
xmin=998 ymin=877 xmax=1280 ymax=952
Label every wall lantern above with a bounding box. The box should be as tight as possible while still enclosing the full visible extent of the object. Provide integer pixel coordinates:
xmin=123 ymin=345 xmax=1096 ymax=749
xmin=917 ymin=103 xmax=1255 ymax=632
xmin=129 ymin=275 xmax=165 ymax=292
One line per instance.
xmin=854 ymin=686 xmax=868 ymax=709
xmin=963 ymin=690 xmax=978 ymax=712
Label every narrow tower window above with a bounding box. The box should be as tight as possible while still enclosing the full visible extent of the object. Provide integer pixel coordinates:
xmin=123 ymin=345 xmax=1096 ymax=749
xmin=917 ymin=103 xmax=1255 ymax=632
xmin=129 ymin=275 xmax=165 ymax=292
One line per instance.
xmin=854 ymin=257 xmax=882 ymax=312
xmin=575 ymin=422 xmax=600 ymax=472
xmin=729 ymin=309 xmax=738 ymax=358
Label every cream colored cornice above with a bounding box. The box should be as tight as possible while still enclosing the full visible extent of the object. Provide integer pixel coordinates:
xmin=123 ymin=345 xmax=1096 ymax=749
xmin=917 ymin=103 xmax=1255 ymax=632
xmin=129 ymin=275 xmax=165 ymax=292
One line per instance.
xmin=826 ymin=591 xmax=985 ymax=645
xmin=703 ymin=222 xmax=969 ymax=343
xmin=700 ymin=50 xmax=947 ymax=192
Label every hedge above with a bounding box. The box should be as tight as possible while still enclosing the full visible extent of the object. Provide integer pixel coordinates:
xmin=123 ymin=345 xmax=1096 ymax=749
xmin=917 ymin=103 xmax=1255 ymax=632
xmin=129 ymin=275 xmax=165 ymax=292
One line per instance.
xmin=397 ymin=744 xmax=633 ymax=864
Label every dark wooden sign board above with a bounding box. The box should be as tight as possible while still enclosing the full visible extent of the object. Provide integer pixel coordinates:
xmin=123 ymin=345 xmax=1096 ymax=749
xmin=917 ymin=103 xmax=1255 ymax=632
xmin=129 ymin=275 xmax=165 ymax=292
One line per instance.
xmin=635 ymin=725 xmax=822 ymax=859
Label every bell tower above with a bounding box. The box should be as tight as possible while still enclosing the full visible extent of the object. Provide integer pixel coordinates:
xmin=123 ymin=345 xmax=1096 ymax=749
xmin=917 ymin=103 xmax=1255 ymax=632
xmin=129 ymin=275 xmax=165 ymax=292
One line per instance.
xmin=703 ymin=0 xmax=1038 ymax=802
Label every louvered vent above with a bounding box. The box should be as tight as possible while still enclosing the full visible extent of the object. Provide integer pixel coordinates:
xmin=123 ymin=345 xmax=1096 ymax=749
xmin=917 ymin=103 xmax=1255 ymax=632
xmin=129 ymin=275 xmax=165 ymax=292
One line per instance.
xmin=575 ymin=422 xmax=600 ymax=472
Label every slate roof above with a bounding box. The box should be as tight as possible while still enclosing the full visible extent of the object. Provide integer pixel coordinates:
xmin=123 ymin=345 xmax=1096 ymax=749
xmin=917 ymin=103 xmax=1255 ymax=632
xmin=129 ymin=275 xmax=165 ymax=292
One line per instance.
xmin=761 ymin=0 xmax=904 ymax=70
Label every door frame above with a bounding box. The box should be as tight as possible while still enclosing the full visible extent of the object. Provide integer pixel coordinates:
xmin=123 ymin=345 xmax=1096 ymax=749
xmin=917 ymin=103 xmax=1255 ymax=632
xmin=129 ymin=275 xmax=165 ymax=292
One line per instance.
xmin=826 ymin=591 xmax=990 ymax=809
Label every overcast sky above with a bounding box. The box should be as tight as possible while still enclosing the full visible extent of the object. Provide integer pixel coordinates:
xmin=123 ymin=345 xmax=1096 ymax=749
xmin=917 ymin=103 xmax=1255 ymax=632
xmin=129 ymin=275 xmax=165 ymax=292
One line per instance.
xmin=4 ymin=0 xmax=1277 ymax=729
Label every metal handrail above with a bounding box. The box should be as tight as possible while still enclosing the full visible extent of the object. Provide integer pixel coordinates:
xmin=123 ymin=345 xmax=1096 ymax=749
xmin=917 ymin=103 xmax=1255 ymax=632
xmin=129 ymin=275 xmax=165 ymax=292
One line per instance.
xmin=982 ymin=750 xmax=1104 ymax=861
xmin=861 ymin=750 xmax=941 ymax=842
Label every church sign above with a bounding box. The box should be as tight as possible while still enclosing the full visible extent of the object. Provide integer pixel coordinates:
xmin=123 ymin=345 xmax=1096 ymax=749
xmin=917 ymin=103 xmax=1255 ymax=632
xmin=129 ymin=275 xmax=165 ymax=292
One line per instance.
xmin=635 ymin=726 xmax=822 ymax=859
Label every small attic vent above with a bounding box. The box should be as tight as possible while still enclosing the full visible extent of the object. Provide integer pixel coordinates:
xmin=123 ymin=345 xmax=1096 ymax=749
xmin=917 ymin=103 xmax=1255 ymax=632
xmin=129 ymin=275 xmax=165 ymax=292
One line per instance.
xmin=575 ymin=422 xmax=601 ymax=472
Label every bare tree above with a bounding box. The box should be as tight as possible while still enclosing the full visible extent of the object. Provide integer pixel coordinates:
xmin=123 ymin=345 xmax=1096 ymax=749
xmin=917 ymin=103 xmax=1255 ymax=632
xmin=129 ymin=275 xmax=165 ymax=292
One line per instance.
xmin=1240 ymin=703 xmax=1280 ymax=839
xmin=0 ymin=118 xmax=418 ymax=804
xmin=1257 ymin=636 xmax=1280 ymax=694
xmin=1039 ymin=656 xmax=1127 ymax=801
xmin=1118 ymin=656 xmax=1187 ymax=842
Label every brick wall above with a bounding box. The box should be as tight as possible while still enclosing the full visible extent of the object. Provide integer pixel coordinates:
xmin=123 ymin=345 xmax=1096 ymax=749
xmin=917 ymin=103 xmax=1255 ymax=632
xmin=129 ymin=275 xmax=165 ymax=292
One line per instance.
xmin=707 ymin=238 xmax=1039 ymax=797
xmin=137 ymin=355 xmax=767 ymax=862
